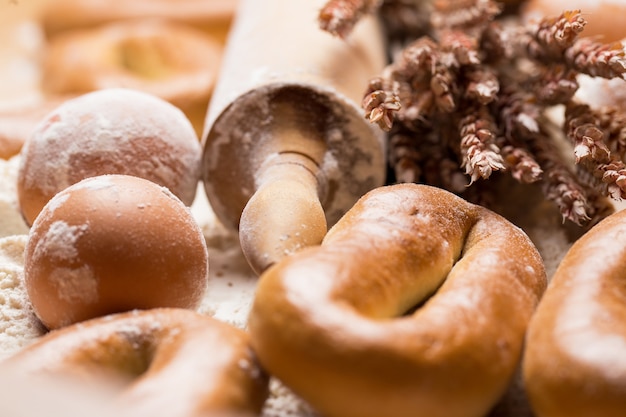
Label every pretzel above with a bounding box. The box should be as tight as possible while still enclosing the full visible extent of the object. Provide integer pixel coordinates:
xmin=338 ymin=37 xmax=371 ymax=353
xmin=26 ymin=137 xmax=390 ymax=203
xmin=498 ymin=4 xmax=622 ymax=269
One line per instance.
xmin=523 ymin=208 xmax=626 ymax=417
xmin=3 ymin=308 xmax=269 ymax=417
xmin=248 ymin=183 xmax=547 ymax=417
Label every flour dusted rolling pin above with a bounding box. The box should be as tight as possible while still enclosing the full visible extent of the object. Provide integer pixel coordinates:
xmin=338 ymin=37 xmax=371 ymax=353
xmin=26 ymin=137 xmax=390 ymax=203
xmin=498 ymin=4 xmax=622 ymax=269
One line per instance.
xmin=201 ymin=0 xmax=387 ymax=274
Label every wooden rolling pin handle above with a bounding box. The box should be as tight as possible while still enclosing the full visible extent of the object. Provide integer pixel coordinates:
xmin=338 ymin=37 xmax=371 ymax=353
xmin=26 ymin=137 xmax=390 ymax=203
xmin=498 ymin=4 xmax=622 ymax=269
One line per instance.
xmin=239 ymin=150 xmax=328 ymax=275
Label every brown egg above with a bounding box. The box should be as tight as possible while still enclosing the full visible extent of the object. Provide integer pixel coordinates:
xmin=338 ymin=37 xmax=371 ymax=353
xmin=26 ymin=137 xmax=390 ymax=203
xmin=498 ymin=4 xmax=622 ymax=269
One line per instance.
xmin=17 ymin=88 xmax=202 ymax=226
xmin=521 ymin=0 xmax=626 ymax=43
xmin=23 ymin=174 xmax=209 ymax=330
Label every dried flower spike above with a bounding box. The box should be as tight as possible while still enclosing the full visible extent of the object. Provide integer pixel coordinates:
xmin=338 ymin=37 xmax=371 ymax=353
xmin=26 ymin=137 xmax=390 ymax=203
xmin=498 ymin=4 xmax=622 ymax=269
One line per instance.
xmin=320 ymin=1 xmax=626 ymax=226
xmin=362 ymin=78 xmax=401 ymax=131
xmin=565 ymin=38 xmax=626 ymax=79
xmin=431 ymin=0 xmax=501 ymax=32
xmin=499 ymin=144 xmax=543 ymax=184
xmin=459 ymin=106 xmax=505 ymax=182
xmin=318 ymin=0 xmax=382 ymax=38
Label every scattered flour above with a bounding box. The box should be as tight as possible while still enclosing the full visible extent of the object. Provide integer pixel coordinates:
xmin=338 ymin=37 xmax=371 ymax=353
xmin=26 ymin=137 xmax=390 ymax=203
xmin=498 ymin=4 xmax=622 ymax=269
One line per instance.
xmin=33 ymin=220 xmax=88 ymax=261
xmin=0 ymin=156 xmax=28 ymax=238
xmin=0 ymin=234 xmax=45 ymax=359
xmin=262 ymin=379 xmax=320 ymax=417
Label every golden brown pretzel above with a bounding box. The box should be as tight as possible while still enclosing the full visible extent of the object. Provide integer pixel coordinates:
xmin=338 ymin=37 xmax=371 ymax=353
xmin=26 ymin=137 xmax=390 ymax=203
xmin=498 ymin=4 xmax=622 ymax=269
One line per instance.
xmin=523 ymin=208 xmax=626 ymax=417
xmin=3 ymin=308 xmax=269 ymax=417
xmin=248 ymin=183 xmax=547 ymax=417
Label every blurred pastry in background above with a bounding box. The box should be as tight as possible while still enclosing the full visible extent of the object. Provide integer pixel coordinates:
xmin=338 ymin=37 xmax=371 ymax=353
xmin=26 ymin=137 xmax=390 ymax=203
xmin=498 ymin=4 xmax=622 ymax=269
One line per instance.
xmin=40 ymin=20 xmax=223 ymax=138
xmin=40 ymin=0 xmax=238 ymax=44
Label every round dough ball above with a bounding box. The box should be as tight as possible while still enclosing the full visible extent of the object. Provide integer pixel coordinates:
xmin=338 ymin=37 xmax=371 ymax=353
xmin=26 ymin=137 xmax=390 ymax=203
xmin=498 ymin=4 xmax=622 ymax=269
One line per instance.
xmin=17 ymin=88 xmax=202 ymax=226
xmin=521 ymin=0 xmax=626 ymax=43
xmin=23 ymin=174 xmax=209 ymax=330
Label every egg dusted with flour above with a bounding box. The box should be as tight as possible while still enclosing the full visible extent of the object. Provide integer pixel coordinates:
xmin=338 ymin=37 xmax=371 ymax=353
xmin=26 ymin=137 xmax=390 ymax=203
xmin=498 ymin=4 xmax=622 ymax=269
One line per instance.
xmin=23 ymin=174 xmax=209 ymax=330
xmin=17 ymin=88 xmax=202 ymax=226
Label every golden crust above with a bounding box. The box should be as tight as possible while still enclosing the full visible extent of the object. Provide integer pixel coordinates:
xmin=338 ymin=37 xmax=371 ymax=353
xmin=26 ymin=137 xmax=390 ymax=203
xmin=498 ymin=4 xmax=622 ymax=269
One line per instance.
xmin=41 ymin=20 xmax=223 ymax=137
xmin=248 ymin=183 xmax=547 ymax=417
xmin=523 ymin=208 xmax=626 ymax=417
xmin=3 ymin=308 xmax=269 ymax=417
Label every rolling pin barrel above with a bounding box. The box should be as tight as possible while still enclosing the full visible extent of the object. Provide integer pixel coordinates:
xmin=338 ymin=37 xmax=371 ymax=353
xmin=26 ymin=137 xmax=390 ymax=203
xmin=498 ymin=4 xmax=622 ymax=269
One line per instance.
xmin=201 ymin=0 xmax=388 ymax=274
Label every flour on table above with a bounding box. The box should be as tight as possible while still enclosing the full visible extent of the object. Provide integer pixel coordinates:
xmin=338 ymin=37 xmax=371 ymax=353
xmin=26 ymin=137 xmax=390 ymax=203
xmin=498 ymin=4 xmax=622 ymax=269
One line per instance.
xmin=0 ymin=156 xmax=28 ymax=238
xmin=0 ymin=234 xmax=45 ymax=359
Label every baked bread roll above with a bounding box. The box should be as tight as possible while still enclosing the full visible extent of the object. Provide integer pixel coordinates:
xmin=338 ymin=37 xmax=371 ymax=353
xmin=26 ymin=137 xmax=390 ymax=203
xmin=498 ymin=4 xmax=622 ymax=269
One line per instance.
xmin=248 ymin=183 xmax=547 ymax=417
xmin=523 ymin=207 xmax=626 ymax=417
xmin=40 ymin=0 xmax=238 ymax=43
xmin=3 ymin=308 xmax=269 ymax=417
xmin=41 ymin=20 xmax=222 ymax=136
xmin=23 ymin=175 xmax=209 ymax=330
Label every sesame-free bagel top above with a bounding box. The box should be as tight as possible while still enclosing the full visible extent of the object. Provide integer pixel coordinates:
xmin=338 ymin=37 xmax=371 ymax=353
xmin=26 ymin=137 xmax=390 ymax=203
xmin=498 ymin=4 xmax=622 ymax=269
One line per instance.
xmin=248 ymin=183 xmax=547 ymax=417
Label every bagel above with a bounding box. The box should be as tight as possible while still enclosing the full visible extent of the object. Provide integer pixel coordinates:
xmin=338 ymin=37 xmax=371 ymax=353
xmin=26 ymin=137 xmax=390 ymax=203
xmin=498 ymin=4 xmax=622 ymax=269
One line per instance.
xmin=3 ymin=308 xmax=269 ymax=417
xmin=247 ymin=183 xmax=547 ymax=417
xmin=41 ymin=20 xmax=223 ymax=137
xmin=521 ymin=0 xmax=626 ymax=44
xmin=523 ymin=208 xmax=626 ymax=417
xmin=40 ymin=0 xmax=238 ymax=43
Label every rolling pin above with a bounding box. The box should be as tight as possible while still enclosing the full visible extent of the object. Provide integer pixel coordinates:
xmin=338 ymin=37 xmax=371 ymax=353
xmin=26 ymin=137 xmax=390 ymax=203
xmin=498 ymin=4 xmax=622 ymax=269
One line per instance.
xmin=201 ymin=0 xmax=388 ymax=274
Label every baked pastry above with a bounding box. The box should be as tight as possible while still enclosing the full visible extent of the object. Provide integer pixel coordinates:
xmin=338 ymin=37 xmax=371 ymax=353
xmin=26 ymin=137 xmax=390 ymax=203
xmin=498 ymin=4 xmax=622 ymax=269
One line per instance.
xmin=248 ymin=183 xmax=547 ymax=417
xmin=3 ymin=308 xmax=269 ymax=417
xmin=40 ymin=0 xmax=238 ymax=43
xmin=41 ymin=20 xmax=222 ymax=136
xmin=523 ymin=207 xmax=626 ymax=417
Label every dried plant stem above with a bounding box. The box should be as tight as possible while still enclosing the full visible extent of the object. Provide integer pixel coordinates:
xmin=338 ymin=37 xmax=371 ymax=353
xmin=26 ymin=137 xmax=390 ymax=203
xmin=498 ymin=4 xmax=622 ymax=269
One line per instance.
xmin=318 ymin=0 xmax=383 ymax=38
xmin=565 ymin=102 xmax=626 ymax=199
xmin=459 ymin=105 xmax=505 ymax=182
xmin=321 ymin=1 xmax=626 ymax=226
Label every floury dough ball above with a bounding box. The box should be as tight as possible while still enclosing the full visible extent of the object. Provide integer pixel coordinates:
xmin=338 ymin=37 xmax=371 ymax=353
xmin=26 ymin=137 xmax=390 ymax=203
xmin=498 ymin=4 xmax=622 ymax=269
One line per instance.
xmin=23 ymin=174 xmax=209 ymax=330
xmin=17 ymin=88 xmax=202 ymax=226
